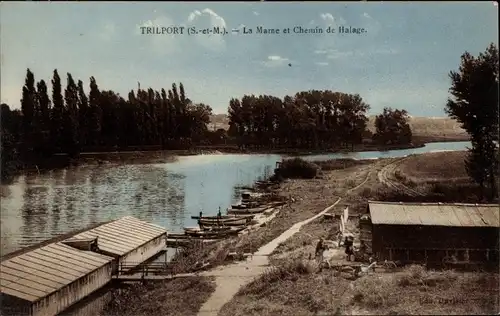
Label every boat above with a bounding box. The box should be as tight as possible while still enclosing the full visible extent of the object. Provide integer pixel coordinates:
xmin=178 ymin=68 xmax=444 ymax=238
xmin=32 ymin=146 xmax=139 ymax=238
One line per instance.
xmin=227 ymin=206 xmax=268 ymax=215
xmin=231 ymin=201 xmax=261 ymax=209
xmin=198 ymin=217 xmax=252 ymax=227
xmin=199 ymin=223 xmax=246 ymax=231
xmin=191 ymin=214 xmax=254 ymax=220
xmin=184 ymin=227 xmax=245 ymax=238
xmin=231 ymin=203 xmax=250 ymax=209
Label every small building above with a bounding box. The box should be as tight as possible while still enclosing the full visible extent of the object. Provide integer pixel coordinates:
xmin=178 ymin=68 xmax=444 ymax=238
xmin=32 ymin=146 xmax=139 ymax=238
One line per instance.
xmin=366 ymin=201 xmax=500 ymax=266
xmin=65 ymin=216 xmax=167 ymax=273
xmin=0 ymin=242 xmax=114 ymax=316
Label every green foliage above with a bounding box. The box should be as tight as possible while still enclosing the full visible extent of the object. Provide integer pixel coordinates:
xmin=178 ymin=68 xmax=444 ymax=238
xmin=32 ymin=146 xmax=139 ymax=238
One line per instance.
xmin=1 ymin=69 xmax=215 ymax=180
xmin=274 ymin=158 xmax=318 ymax=179
xmin=446 ymin=43 xmax=499 ymax=200
xmin=373 ymin=107 xmax=412 ymax=145
xmin=227 ymin=90 xmax=371 ymax=149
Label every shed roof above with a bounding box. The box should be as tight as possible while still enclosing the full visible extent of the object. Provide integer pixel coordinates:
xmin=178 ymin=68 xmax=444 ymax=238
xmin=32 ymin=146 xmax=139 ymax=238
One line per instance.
xmin=0 ymin=242 xmax=114 ymax=303
xmin=368 ymin=201 xmax=499 ymax=227
xmin=66 ymin=216 xmax=167 ymax=256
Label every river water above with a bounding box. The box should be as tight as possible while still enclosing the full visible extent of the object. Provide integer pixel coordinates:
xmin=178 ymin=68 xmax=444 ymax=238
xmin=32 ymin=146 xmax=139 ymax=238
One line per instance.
xmin=0 ymin=141 xmax=470 ymax=256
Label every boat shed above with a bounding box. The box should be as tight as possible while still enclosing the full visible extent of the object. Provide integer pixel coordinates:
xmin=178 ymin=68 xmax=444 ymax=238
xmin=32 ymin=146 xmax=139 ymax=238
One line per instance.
xmin=0 ymin=242 xmax=114 ymax=316
xmin=366 ymin=201 xmax=500 ymax=266
xmin=65 ymin=216 xmax=167 ymax=273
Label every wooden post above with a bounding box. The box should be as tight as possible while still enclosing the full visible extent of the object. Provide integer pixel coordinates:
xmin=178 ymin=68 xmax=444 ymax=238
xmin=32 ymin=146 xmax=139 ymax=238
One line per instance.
xmin=389 ymin=248 xmax=393 ymax=261
xmin=406 ymin=250 xmax=410 ymax=262
xmin=486 ymin=249 xmax=490 ymax=261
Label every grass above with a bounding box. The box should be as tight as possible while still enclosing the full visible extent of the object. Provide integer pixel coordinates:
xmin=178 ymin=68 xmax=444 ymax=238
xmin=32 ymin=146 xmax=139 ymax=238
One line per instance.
xmin=397 ymin=151 xmax=469 ymax=184
xmin=103 ymin=276 xmax=216 ymax=316
xmin=385 ymin=151 xmax=497 ymax=203
xmin=341 ymin=265 xmax=499 ymax=315
xmin=219 ymin=261 xmax=498 ymax=316
xmin=219 ymin=259 xmax=350 ymax=316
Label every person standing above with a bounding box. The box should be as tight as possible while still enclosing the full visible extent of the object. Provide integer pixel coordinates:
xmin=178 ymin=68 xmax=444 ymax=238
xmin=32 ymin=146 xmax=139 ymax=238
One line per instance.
xmin=315 ymin=238 xmax=325 ymax=263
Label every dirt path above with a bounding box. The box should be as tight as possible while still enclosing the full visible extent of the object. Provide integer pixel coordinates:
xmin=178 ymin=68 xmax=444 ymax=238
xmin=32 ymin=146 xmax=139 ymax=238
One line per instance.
xmin=196 ymin=198 xmax=342 ymax=316
xmin=378 ymin=157 xmax=423 ymax=196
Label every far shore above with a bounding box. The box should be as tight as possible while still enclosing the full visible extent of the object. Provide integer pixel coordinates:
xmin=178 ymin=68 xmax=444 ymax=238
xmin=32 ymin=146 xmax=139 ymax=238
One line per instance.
xmin=68 ymin=136 xmax=469 ymax=158
xmin=4 ymin=136 xmax=470 ymax=181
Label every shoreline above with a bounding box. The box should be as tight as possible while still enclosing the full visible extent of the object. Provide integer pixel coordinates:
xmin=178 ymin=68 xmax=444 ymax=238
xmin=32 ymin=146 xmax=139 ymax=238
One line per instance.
xmin=1 ymin=138 xmax=470 ymax=183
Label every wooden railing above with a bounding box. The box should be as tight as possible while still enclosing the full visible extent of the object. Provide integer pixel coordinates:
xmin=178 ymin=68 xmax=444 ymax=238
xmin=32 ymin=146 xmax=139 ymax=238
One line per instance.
xmin=117 ymin=262 xmax=172 ymax=276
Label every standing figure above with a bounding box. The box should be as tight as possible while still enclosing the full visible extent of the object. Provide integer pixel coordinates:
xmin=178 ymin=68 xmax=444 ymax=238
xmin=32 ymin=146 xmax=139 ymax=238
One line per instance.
xmin=344 ymin=234 xmax=354 ymax=261
xmin=315 ymin=238 xmax=325 ymax=263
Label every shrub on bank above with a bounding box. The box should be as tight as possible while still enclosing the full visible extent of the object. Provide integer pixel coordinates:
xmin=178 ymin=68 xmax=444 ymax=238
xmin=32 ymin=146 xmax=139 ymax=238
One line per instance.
xmin=273 ymin=158 xmax=319 ymax=179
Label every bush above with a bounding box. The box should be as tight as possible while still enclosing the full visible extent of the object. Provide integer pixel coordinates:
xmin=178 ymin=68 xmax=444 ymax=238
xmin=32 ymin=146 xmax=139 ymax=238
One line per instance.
xmin=274 ymin=158 xmax=319 ymax=179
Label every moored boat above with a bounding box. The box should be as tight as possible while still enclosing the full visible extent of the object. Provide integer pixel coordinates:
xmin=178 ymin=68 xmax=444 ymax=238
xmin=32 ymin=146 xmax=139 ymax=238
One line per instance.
xmin=227 ymin=206 xmax=268 ymax=215
xmin=184 ymin=226 xmax=245 ymax=238
xmin=198 ymin=217 xmax=251 ymax=227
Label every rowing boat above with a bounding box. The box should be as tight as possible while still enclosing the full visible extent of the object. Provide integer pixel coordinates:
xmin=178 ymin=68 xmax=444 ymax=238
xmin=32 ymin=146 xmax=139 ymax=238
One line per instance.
xmin=198 ymin=217 xmax=251 ymax=227
xmin=184 ymin=226 xmax=245 ymax=238
xmin=191 ymin=214 xmax=255 ymax=220
xmin=227 ymin=206 xmax=268 ymax=215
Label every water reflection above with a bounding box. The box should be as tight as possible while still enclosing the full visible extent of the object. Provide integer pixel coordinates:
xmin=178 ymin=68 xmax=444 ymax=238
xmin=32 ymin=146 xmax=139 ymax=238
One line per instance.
xmin=0 ymin=142 xmax=470 ymax=255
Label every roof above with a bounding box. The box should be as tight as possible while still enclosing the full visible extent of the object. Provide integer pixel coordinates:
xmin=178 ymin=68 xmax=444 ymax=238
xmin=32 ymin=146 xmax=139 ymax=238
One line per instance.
xmin=66 ymin=216 xmax=167 ymax=256
xmin=0 ymin=242 xmax=114 ymax=303
xmin=368 ymin=201 xmax=500 ymax=227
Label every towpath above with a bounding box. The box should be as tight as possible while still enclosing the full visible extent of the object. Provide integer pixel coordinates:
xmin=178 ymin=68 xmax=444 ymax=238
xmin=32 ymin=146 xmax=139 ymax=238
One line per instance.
xmin=196 ymin=198 xmax=342 ymax=316
xmin=196 ymin=162 xmax=382 ymax=316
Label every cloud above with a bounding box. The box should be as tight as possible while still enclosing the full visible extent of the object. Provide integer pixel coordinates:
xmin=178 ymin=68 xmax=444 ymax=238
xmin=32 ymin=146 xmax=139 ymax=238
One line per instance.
xmin=320 ymin=13 xmax=334 ymax=22
xmin=187 ymin=8 xmax=227 ymax=52
xmin=314 ymin=50 xmax=328 ymax=54
xmin=363 ymin=12 xmax=371 ymax=19
xmin=262 ymin=55 xmax=290 ymax=67
xmin=315 ymin=62 xmax=329 ymax=66
xmin=253 ymin=11 xmax=259 ymax=16
xmin=136 ymin=16 xmax=179 ymax=55
xmin=320 ymin=12 xmax=346 ymax=26
xmin=268 ymin=55 xmax=287 ymax=61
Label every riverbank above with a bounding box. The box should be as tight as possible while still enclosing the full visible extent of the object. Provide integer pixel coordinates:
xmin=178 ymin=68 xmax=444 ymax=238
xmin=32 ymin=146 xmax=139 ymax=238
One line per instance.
xmin=1 ymin=140 xmax=441 ymax=183
xmin=2 ymin=137 xmax=472 ymax=184
xmin=168 ymin=150 xmax=495 ymax=315
xmin=103 ymin=276 xmax=216 ymax=316
xmin=216 ymin=152 xmax=498 ymax=315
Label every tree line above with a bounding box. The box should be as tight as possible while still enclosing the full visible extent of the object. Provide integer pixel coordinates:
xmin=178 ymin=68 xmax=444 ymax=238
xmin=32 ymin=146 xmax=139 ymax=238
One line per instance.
xmin=1 ymin=69 xmax=214 ymax=180
xmin=1 ymin=69 xmax=412 ymax=182
xmin=226 ymin=91 xmax=411 ymax=149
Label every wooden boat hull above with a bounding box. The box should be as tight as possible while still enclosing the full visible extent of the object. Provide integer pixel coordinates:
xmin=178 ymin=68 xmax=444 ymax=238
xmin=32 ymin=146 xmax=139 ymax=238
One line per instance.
xmin=184 ymin=227 xmax=245 ymax=238
xmin=227 ymin=207 xmax=267 ymax=215
xmin=191 ymin=214 xmax=254 ymax=220
xmin=199 ymin=224 xmax=246 ymax=231
xmin=198 ymin=218 xmax=250 ymax=226
xmin=231 ymin=204 xmax=249 ymax=209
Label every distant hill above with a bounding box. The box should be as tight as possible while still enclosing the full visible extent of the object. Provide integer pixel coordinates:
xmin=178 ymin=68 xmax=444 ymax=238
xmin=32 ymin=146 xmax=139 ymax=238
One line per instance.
xmin=208 ymin=114 xmax=468 ymax=141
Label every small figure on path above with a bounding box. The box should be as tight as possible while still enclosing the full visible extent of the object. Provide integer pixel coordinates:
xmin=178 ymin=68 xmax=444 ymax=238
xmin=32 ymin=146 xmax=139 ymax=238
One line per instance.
xmin=344 ymin=233 xmax=354 ymax=261
xmin=315 ymin=238 xmax=325 ymax=263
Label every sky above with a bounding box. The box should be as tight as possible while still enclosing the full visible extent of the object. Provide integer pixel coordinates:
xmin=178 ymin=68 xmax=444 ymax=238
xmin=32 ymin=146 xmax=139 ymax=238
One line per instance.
xmin=1 ymin=2 xmax=498 ymax=116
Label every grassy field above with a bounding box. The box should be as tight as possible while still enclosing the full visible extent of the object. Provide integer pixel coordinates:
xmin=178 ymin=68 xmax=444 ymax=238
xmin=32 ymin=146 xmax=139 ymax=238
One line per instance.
xmin=209 ymin=114 xmax=469 ymax=142
xmin=219 ymin=262 xmax=498 ymax=316
xmin=103 ymin=277 xmax=216 ymax=316
xmin=397 ymin=151 xmax=468 ymax=184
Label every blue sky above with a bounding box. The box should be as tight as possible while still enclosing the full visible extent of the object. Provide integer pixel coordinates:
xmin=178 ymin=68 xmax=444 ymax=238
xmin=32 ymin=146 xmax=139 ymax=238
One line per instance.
xmin=1 ymin=2 xmax=498 ymax=116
